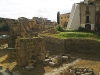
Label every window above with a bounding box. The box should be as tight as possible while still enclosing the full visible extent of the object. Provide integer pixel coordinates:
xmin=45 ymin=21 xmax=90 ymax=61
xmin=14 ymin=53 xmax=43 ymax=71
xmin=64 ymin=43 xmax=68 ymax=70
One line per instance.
xmin=97 ymin=17 xmax=100 ymax=23
xmin=61 ymin=17 xmax=63 ymax=19
xmin=86 ymin=6 xmax=89 ymax=11
xmin=65 ymin=17 xmax=66 ymax=19
xmin=86 ymin=16 xmax=89 ymax=23
xmin=85 ymin=24 xmax=91 ymax=30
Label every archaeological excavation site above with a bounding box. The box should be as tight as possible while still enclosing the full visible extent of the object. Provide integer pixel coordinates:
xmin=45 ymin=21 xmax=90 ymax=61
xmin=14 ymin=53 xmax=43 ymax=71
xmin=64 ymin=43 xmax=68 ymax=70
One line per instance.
xmin=1 ymin=33 xmax=100 ymax=75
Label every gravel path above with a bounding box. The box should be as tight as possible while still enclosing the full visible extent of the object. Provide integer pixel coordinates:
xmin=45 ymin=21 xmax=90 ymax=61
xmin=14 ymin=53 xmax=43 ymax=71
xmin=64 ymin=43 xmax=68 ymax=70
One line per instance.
xmin=44 ymin=58 xmax=81 ymax=75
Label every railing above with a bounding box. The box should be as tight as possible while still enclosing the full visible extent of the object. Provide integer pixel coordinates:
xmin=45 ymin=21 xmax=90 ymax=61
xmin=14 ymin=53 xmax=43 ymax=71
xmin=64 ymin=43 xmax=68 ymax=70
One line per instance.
xmin=85 ymin=11 xmax=90 ymax=15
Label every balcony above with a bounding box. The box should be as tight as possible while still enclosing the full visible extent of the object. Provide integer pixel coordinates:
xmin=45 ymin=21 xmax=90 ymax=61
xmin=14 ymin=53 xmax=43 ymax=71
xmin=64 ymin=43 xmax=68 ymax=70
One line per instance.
xmin=96 ymin=11 xmax=100 ymax=15
xmin=85 ymin=11 xmax=90 ymax=15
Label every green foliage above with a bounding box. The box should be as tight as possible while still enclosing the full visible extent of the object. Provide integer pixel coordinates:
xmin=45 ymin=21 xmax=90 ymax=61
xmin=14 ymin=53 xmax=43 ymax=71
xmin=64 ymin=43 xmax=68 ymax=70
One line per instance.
xmin=78 ymin=27 xmax=94 ymax=33
xmin=1 ymin=25 xmax=10 ymax=31
xmin=65 ymin=29 xmax=78 ymax=32
xmin=57 ymin=12 xmax=60 ymax=24
xmin=55 ymin=25 xmax=64 ymax=32
xmin=58 ymin=32 xmax=100 ymax=38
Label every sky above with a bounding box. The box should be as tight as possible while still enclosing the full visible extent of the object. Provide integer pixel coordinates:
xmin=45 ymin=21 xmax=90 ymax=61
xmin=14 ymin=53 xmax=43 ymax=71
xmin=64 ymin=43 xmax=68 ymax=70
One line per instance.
xmin=0 ymin=0 xmax=83 ymax=21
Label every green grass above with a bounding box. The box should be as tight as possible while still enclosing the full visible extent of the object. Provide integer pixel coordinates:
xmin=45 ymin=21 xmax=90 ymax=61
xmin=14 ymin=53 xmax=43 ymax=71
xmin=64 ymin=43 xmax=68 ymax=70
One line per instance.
xmin=58 ymin=32 xmax=100 ymax=39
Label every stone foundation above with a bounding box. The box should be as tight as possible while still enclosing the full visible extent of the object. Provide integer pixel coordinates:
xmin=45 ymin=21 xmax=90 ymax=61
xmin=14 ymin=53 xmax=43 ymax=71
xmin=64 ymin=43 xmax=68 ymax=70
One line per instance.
xmin=16 ymin=37 xmax=45 ymax=66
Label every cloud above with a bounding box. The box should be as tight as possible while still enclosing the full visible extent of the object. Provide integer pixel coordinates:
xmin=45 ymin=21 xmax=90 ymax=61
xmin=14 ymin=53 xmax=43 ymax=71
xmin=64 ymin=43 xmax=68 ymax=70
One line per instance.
xmin=0 ymin=0 xmax=84 ymax=21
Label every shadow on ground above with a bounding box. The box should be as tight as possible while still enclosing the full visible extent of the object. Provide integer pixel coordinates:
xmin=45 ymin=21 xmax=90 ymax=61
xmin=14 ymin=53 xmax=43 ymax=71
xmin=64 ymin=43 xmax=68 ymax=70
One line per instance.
xmin=12 ymin=64 xmax=45 ymax=75
xmin=0 ymin=49 xmax=45 ymax=75
xmin=69 ymin=52 xmax=100 ymax=62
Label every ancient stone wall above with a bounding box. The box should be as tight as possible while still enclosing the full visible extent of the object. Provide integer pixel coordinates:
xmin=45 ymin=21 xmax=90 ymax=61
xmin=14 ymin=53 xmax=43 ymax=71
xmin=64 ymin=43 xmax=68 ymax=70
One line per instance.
xmin=44 ymin=36 xmax=100 ymax=54
xmin=43 ymin=36 xmax=65 ymax=55
xmin=16 ymin=37 xmax=45 ymax=66
xmin=15 ymin=36 xmax=100 ymax=66
xmin=64 ymin=38 xmax=100 ymax=54
xmin=7 ymin=48 xmax=16 ymax=60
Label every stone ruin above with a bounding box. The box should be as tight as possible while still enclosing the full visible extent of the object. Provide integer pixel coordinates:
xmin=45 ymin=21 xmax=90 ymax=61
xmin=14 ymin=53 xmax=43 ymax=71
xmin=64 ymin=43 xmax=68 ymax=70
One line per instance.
xmin=7 ymin=48 xmax=16 ymax=60
xmin=15 ymin=37 xmax=45 ymax=66
xmin=15 ymin=37 xmax=71 ymax=68
xmin=15 ymin=37 xmax=95 ymax=75
xmin=43 ymin=52 xmax=70 ymax=67
xmin=69 ymin=68 xmax=94 ymax=75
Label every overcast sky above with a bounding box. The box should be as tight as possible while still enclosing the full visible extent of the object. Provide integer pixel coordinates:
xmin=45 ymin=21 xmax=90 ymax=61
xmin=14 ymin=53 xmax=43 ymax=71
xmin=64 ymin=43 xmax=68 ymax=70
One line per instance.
xmin=0 ymin=0 xmax=83 ymax=21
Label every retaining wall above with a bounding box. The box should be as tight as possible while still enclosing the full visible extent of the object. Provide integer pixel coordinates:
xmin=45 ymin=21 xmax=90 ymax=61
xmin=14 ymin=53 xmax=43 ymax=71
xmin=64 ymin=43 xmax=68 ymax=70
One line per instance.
xmin=44 ymin=36 xmax=65 ymax=55
xmin=15 ymin=36 xmax=100 ymax=66
xmin=44 ymin=36 xmax=100 ymax=54
xmin=64 ymin=39 xmax=100 ymax=54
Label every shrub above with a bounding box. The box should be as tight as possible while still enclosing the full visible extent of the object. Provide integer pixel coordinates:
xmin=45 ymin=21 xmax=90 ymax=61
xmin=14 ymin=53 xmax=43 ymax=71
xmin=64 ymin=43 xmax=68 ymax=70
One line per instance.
xmin=55 ymin=25 xmax=64 ymax=32
xmin=78 ymin=27 xmax=95 ymax=33
xmin=78 ymin=27 xmax=87 ymax=31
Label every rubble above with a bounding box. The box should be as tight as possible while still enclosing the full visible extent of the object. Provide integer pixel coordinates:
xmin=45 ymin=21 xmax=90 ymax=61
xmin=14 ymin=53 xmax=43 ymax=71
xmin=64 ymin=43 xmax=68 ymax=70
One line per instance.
xmin=69 ymin=68 xmax=94 ymax=75
xmin=43 ymin=53 xmax=71 ymax=67
xmin=25 ymin=65 xmax=34 ymax=70
xmin=13 ymin=71 xmax=22 ymax=75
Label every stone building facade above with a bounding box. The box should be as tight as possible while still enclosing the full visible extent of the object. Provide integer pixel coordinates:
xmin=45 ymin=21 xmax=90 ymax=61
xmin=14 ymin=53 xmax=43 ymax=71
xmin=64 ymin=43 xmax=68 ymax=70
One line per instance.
xmin=67 ymin=0 xmax=100 ymax=31
xmin=60 ymin=13 xmax=70 ymax=27
xmin=80 ymin=1 xmax=95 ymax=30
xmin=95 ymin=0 xmax=100 ymax=31
xmin=16 ymin=37 xmax=45 ymax=66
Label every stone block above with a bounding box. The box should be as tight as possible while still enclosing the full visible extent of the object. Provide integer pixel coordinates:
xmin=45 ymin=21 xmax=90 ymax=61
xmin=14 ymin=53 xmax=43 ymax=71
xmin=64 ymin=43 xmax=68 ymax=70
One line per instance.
xmin=16 ymin=38 xmax=45 ymax=66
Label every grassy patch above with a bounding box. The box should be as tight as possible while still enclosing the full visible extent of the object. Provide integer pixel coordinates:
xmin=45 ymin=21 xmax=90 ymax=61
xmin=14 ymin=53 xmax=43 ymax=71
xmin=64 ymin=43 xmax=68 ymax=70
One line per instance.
xmin=58 ymin=32 xmax=100 ymax=39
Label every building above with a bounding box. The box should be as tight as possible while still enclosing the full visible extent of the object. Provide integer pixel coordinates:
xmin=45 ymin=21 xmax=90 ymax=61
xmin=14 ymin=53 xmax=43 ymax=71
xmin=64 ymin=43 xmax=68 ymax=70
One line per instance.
xmin=60 ymin=13 xmax=70 ymax=27
xmin=67 ymin=0 xmax=100 ymax=31
xmin=44 ymin=19 xmax=57 ymax=29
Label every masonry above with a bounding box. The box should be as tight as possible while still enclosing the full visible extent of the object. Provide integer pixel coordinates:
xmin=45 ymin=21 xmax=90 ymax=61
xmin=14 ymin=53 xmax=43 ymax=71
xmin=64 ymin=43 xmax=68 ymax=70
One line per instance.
xmin=15 ymin=36 xmax=100 ymax=66
xmin=16 ymin=37 xmax=45 ymax=66
xmin=43 ymin=36 xmax=65 ymax=55
xmin=44 ymin=36 xmax=100 ymax=54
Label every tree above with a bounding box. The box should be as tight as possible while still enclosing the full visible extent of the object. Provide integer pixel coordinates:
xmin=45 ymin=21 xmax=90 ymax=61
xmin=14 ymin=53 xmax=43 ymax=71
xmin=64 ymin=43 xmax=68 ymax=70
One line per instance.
xmin=2 ymin=25 xmax=10 ymax=31
xmin=55 ymin=25 xmax=64 ymax=32
xmin=57 ymin=11 xmax=60 ymax=24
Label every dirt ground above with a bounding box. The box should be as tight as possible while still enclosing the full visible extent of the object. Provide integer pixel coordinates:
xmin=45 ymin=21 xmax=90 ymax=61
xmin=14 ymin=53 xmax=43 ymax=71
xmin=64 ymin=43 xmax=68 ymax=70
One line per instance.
xmin=0 ymin=48 xmax=76 ymax=75
xmin=70 ymin=52 xmax=100 ymax=75
xmin=0 ymin=47 xmax=100 ymax=75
